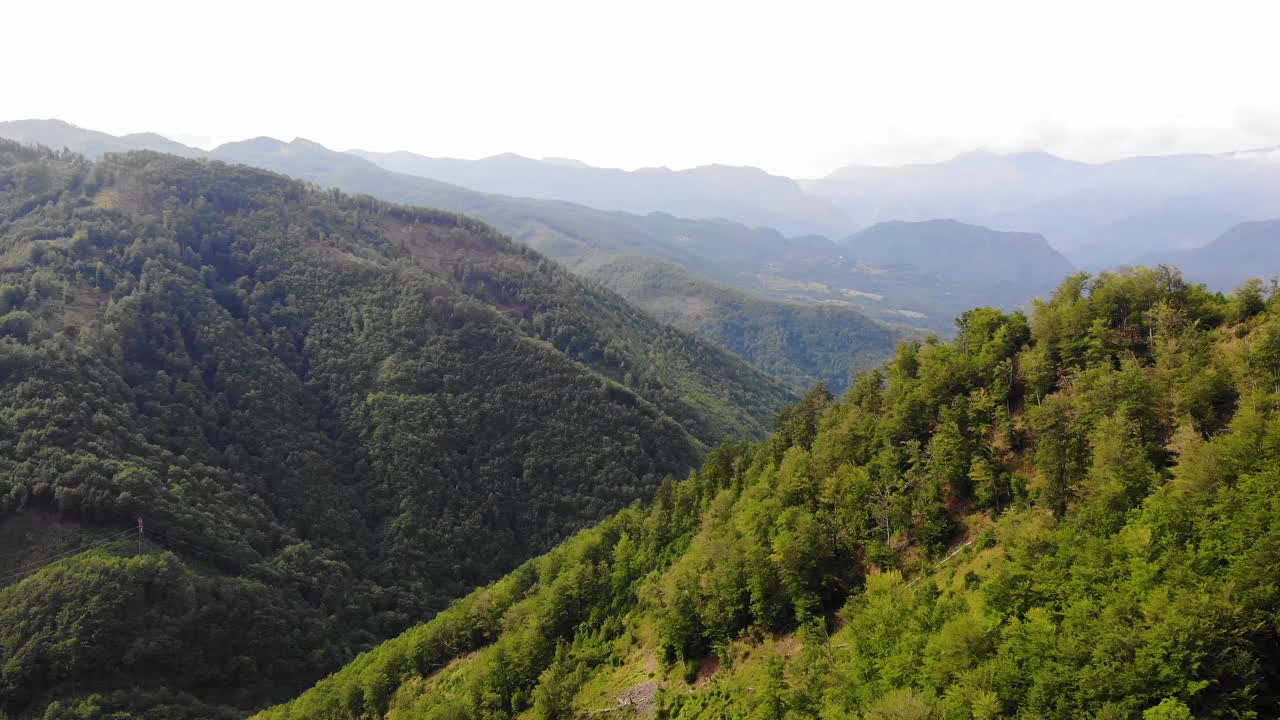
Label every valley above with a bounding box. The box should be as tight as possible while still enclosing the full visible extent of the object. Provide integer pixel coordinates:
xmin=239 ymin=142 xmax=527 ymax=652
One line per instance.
xmin=1 ymin=110 xmax=1278 ymax=719
xmin=0 ymin=141 xmax=790 ymax=717
xmin=255 ymin=268 xmax=1280 ymax=720
xmin=0 ymin=121 xmax=1090 ymax=336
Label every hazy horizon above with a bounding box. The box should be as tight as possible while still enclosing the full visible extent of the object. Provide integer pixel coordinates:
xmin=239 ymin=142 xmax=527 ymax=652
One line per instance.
xmin=7 ymin=0 xmax=1280 ymax=176
xmin=8 ymin=117 xmax=1280 ymax=180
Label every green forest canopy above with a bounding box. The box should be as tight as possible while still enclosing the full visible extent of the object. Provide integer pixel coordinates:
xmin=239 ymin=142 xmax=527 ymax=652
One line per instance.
xmin=574 ymin=253 xmax=899 ymax=391
xmin=256 ymin=266 xmax=1280 ymax=720
xmin=0 ymin=140 xmax=794 ymax=718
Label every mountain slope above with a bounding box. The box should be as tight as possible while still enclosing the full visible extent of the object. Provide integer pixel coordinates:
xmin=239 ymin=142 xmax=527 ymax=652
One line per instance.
xmin=258 ymin=267 xmax=1280 ymax=720
xmin=0 ymin=121 xmax=1063 ymax=333
xmin=1145 ymin=218 xmax=1280 ymax=291
xmin=807 ymin=149 xmax=1280 ymax=267
xmin=576 ymin=254 xmax=899 ymax=390
xmin=210 ymin=138 xmax=808 ymax=274
xmin=0 ymin=124 xmax=840 ymax=296
xmin=0 ymin=118 xmax=207 ymax=159
xmin=350 ymin=149 xmax=854 ymax=238
xmin=212 ymin=138 xmax=1055 ymax=331
xmin=0 ymin=141 xmax=793 ymax=718
xmin=841 ymin=219 xmax=1076 ymax=307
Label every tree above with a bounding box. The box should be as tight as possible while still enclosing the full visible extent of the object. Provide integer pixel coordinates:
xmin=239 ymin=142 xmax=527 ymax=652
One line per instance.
xmin=1142 ymin=698 xmax=1192 ymax=720
xmin=0 ymin=310 xmax=33 ymax=341
xmin=863 ymin=688 xmax=933 ymax=720
xmin=1027 ymin=394 xmax=1087 ymax=516
xmin=752 ymin=651 xmax=789 ymax=720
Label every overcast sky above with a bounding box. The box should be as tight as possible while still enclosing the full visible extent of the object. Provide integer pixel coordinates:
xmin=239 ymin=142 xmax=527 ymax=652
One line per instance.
xmin=5 ymin=0 xmax=1278 ymax=177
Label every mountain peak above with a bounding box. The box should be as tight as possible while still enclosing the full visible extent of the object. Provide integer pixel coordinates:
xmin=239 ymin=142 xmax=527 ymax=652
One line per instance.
xmin=1 ymin=117 xmax=82 ymax=131
xmin=214 ymin=136 xmax=289 ymax=153
xmin=541 ymin=156 xmax=591 ymax=168
xmin=478 ymin=151 xmax=535 ymax=163
xmin=287 ymin=137 xmax=331 ymax=151
xmin=826 ymin=148 xmax=1079 ymax=178
xmin=0 ymin=118 xmax=205 ymax=158
xmin=683 ymin=163 xmax=776 ymax=180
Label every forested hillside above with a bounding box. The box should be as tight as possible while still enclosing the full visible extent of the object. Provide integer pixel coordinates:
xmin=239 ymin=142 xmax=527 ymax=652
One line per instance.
xmin=577 ymin=254 xmax=899 ymax=391
xmin=0 ymin=141 xmax=793 ymax=718
xmin=259 ymin=266 xmax=1280 ymax=720
xmin=0 ymin=122 xmax=1064 ymax=334
xmin=206 ymin=138 xmax=1053 ymax=333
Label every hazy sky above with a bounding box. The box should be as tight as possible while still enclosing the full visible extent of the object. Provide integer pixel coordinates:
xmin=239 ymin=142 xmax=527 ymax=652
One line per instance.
xmin=5 ymin=0 xmax=1279 ymax=177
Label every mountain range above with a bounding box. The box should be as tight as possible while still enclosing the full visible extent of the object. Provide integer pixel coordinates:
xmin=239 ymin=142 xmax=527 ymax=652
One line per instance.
xmin=0 ymin=120 xmax=907 ymax=380
xmin=0 ymin=140 xmax=792 ymax=717
xmin=254 ymin=267 xmax=1280 ymax=720
xmin=350 ymin=146 xmax=1280 ymax=272
xmin=806 ymin=149 xmax=1280 ymax=267
xmin=350 ymin=149 xmax=853 ymax=239
xmin=212 ymin=136 xmax=1077 ymax=333
xmin=1143 ymin=219 xmax=1280 ymax=291
xmin=315 ymin=138 xmax=1280 ymax=280
xmin=840 ymin=219 xmax=1075 ymax=306
xmin=0 ymin=118 xmax=206 ymax=159
xmin=8 ymin=119 xmax=1279 ymax=277
xmin=5 ymin=119 xmax=1275 ymax=347
xmin=4 ymin=119 xmax=1280 ymax=719
xmin=5 ymin=121 xmax=1054 ymax=331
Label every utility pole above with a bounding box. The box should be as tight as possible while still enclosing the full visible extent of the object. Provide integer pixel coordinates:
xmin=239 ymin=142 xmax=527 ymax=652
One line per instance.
xmin=136 ymin=516 xmax=144 ymax=555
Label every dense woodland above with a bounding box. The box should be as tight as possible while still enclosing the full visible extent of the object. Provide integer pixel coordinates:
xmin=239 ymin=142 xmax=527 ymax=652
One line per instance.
xmin=258 ymin=267 xmax=1280 ymax=720
xmin=0 ymin=141 xmax=795 ymax=718
xmin=576 ymin=254 xmax=898 ymax=391
xmin=5 ymin=129 xmax=1280 ymax=720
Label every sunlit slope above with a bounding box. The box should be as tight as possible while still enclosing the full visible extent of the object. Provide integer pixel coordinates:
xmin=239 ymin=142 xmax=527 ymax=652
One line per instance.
xmin=259 ymin=267 xmax=1280 ymax=720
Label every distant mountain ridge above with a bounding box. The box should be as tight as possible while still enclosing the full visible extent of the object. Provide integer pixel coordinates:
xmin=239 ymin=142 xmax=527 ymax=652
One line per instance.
xmin=221 ymin=139 xmax=1083 ymax=330
xmin=349 ymin=148 xmax=854 ymax=238
xmin=0 ymin=118 xmax=206 ymax=159
xmin=0 ymin=119 xmax=1096 ymax=333
xmin=807 ymin=149 xmax=1280 ymax=267
xmin=1144 ymin=219 xmax=1280 ymax=291
xmin=12 ymin=119 xmax=1280 ymax=273
xmin=842 ymin=219 xmax=1076 ymax=298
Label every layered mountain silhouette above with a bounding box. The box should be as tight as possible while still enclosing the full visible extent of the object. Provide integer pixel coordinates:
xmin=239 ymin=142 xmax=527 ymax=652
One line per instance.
xmin=806 ymin=149 xmax=1280 ymax=267
xmin=211 ymin=139 xmax=1072 ymax=330
xmin=198 ymin=137 xmax=922 ymax=324
xmin=0 ymin=118 xmax=206 ymax=159
xmin=350 ymin=148 xmax=854 ymax=238
xmin=841 ymin=219 xmax=1075 ymax=302
xmin=9 ymin=119 xmax=1279 ymax=274
xmin=1144 ymin=218 xmax=1280 ymax=291
xmin=0 ymin=139 xmax=794 ymax=717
